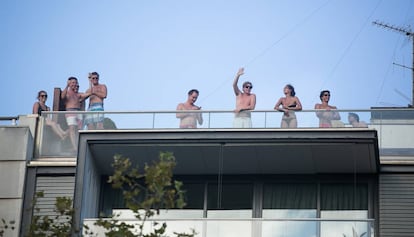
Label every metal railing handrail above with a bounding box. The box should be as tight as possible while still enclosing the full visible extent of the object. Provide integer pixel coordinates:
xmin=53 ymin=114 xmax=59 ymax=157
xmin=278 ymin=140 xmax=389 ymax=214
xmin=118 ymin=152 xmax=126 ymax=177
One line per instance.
xmin=40 ymin=108 xmax=414 ymax=114
xmin=0 ymin=116 xmax=19 ymax=125
xmin=0 ymin=116 xmax=19 ymax=120
xmin=84 ymin=217 xmax=375 ymax=222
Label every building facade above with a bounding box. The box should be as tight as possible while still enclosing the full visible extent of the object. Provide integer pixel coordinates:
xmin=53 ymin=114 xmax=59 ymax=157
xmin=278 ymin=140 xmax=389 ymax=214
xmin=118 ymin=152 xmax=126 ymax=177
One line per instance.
xmin=0 ymin=108 xmax=413 ymax=237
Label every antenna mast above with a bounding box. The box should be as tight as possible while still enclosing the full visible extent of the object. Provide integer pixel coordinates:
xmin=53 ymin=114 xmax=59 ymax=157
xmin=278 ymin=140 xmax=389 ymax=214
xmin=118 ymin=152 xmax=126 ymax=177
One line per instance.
xmin=373 ymin=20 xmax=414 ymax=107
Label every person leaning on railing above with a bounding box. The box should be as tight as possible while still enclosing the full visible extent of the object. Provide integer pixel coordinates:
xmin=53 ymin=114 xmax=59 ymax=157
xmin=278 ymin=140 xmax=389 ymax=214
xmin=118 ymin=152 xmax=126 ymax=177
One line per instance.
xmin=274 ymin=84 xmax=302 ymax=128
xmin=32 ymin=90 xmax=68 ymax=139
xmin=314 ymin=90 xmax=342 ymax=128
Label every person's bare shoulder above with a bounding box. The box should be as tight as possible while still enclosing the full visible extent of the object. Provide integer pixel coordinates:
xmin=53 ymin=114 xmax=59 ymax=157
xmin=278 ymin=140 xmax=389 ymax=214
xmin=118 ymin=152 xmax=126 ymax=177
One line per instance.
xmin=176 ymin=103 xmax=185 ymax=110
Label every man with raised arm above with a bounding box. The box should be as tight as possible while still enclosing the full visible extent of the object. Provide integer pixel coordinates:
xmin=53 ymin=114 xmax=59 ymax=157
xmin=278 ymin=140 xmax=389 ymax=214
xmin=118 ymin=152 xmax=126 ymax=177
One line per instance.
xmin=233 ymin=67 xmax=256 ymax=128
xmin=61 ymin=77 xmax=91 ymax=150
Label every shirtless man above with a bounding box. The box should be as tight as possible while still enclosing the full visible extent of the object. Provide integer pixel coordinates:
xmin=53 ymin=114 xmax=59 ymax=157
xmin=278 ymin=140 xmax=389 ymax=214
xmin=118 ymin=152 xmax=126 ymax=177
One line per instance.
xmin=348 ymin=112 xmax=368 ymax=128
xmin=61 ymin=77 xmax=91 ymax=150
xmin=176 ymin=89 xmax=203 ymax=128
xmin=233 ymin=68 xmax=256 ymax=128
xmin=314 ymin=90 xmax=341 ymax=128
xmin=85 ymin=72 xmax=107 ymax=130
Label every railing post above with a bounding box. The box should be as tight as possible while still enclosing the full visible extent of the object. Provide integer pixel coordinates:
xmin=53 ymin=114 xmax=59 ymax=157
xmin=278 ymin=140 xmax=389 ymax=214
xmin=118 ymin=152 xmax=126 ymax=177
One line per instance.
xmin=208 ymin=112 xmax=211 ymax=128
xmin=152 ymin=113 xmax=155 ymax=129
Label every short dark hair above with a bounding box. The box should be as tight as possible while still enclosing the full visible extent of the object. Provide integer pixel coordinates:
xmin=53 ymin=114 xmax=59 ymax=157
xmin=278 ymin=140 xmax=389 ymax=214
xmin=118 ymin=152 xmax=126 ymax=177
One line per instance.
xmin=188 ymin=89 xmax=199 ymax=95
xmin=285 ymin=84 xmax=296 ymax=96
xmin=91 ymin=72 xmax=99 ymax=78
xmin=68 ymin=76 xmax=78 ymax=81
xmin=319 ymin=90 xmax=330 ymax=101
xmin=242 ymin=81 xmax=253 ymax=88
xmin=348 ymin=112 xmax=360 ymax=122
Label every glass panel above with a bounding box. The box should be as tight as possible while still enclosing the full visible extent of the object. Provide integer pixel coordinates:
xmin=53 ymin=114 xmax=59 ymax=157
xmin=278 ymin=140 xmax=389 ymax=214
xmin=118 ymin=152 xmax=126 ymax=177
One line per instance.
xmin=100 ymin=180 xmax=205 ymax=217
xmin=207 ymin=183 xmax=253 ymax=218
xmin=208 ymin=210 xmax=252 ymax=218
xmin=263 ymin=183 xmax=317 ymax=218
xmin=321 ymin=184 xmax=368 ymax=210
xmin=83 ymin=218 xmax=375 ymax=237
xmin=99 ymin=176 xmax=125 ymax=216
xmin=262 ymin=220 xmax=317 ymax=237
xmin=112 ymin=209 xmax=204 ymax=219
xmin=320 ymin=183 xmax=369 ymax=236
xmin=320 ymin=220 xmax=370 ymax=237
xmin=321 ymin=210 xmax=368 ymax=219
xmin=263 ymin=183 xmax=317 ymax=209
xmin=35 ymin=109 xmax=414 ymax=159
xmin=206 ymin=220 xmax=252 ymax=237
xmin=262 ymin=209 xmax=316 ymax=218
xmin=182 ymin=183 xmax=205 ymax=209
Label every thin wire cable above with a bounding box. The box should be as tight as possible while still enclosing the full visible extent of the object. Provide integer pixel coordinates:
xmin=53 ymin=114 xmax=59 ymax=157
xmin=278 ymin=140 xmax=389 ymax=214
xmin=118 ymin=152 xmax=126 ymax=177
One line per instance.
xmin=198 ymin=0 xmax=332 ymax=104
xmin=244 ymin=0 xmax=332 ymax=68
xmin=318 ymin=0 xmax=383 ymax=95
xmin=375 ymin=56 xmax=395 ymax=105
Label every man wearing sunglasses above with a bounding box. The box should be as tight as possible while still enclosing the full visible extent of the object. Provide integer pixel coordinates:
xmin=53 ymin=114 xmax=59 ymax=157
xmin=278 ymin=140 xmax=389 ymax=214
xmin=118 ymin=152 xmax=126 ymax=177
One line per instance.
xmin=314 ymin=90 xmax=341 ymax=128
xmin=85 ymin=72 xmax=107 ymax=130
xmin=61 ymin=77 xmax=91 ymax=150
xmin=232 ymin=67 xmax=256 ymax=128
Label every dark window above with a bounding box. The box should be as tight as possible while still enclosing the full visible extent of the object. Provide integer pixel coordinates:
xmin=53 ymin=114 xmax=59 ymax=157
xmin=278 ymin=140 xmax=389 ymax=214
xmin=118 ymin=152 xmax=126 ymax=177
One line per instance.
xmin=263 ymin=183 xmax=317 ymax=218
xmin=263 ymin=183 xmax=317 ymax=209
xmin=321 ymin=183 xmax=368 ymax=210
xmin=207 ymin=183 xmax=253 ymax=210
xmin=182 ymin=183 xmax=204 ymax=209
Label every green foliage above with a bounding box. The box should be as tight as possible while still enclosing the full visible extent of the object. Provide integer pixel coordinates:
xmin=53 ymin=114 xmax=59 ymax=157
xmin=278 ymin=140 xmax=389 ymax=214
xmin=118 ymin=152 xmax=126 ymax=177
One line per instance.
xmin=0 ymin=218 xmax=16 ymax=237
xmin=87 ymin=151 xmax=195 ymax=237
xmin=103 ymin=118 xmax=117 ymax=129
xmin=26 ymin=191 xmax=75 ymax=237
xmin=18 ymin=151 xmax=194 ymax=237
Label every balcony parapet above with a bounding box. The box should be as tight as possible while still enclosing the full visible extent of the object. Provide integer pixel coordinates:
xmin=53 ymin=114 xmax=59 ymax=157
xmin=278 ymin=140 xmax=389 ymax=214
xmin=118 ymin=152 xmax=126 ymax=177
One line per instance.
xmin=83 ymin=217 xmax=375 ymax=237
xmin=25 ymin=108 xmax=413 ymax=159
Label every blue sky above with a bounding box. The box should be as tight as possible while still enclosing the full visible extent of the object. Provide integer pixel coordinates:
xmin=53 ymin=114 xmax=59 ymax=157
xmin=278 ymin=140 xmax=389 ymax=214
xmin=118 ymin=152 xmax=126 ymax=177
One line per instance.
xmin=1 ymin=0 xmax=413 ymax=118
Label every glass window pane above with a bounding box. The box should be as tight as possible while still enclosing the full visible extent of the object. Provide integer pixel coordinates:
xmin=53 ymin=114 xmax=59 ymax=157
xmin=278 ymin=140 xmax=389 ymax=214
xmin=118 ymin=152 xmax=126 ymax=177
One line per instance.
xmin=264 ymin=183 xmax=316 ymax=205
xmin=208 ymin=183 xmax=253 ymax=210
xmin=321 ymin=183 xmax=368 ymax=210
xmin=207 ymin=183 xmax=253 ymax=218
xmin=263 ymin=183 xmax=317 ymax=218
xmin=262 ymin=220 xmax=318 ymax=237
xmin=100 ymin=177 xmax=125 ymax=216
xmin=320 ymin=220 xmax=370 ymax=237
xmin=182 ymin=183 xmax=204 ymax=209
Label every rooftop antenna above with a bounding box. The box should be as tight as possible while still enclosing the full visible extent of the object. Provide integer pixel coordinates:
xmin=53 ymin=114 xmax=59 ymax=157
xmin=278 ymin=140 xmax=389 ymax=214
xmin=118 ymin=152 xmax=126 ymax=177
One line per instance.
xmin=373 ymin=20 xmax=414 ymax=107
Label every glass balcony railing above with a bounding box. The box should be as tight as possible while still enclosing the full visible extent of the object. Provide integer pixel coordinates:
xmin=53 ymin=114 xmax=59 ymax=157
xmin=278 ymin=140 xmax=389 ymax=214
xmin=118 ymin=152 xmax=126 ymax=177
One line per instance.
xmin=35 ymin=108 xmax=414 ymax=157
xmin=83 ymin=217 xmax=375 ymax=237
xmin=0 ymin=116 xmax=18 ymax=126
